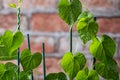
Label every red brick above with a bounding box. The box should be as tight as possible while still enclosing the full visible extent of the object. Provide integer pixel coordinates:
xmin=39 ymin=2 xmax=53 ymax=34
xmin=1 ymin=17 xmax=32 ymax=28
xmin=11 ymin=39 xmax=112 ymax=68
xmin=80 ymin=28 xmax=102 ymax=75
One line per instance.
xmin=33 ymin=57 xmax=62 ymax=75
xmin=0 ymin=14 xmax=28 ymax=33
xmin=58 ymin=37 xmax=88 ymax=54
xmin=0 ymin=0 xmax=2 ymax=10
xmin=21 ymin=36 xmax=56 ymax=53
xmin=3 ymin=0 xmax=58 ymax=10
xmin=97 ymin=18 xmax=120 ymax=33
xmin=80 ymin=0 xmax=120 ymax=10
xmin=31 ymin=13 xmax=70 ymax=32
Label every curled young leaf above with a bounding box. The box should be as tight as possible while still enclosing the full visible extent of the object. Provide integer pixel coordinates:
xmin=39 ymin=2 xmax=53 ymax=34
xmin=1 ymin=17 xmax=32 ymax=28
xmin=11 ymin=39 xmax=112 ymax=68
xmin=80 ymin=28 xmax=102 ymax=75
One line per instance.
xmin=9 ymin=3 xmax=17 ymax=8
xmin=77 ymin=10 xmax=98 ymax=44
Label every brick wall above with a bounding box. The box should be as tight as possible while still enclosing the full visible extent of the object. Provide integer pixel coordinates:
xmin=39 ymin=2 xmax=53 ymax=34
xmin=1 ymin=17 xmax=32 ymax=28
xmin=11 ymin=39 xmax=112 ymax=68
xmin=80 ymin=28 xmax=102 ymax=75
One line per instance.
xmin=0 ymin=0 xmax=120 ymax=79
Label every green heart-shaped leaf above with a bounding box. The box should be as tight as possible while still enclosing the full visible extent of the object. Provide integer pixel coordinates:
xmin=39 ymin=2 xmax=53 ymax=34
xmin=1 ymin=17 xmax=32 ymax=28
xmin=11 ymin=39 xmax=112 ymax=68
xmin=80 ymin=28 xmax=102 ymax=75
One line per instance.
xmin=76 ymin=68 xmax=99 ymax=80
xmin=95 ymin=58 xmax=119 ymax=80
xmin=88 ymin=69 xmax=99 ymax=80
xmin=20 ymin=71 xmax=32 ymax=80
xmin=76 ymin=67 xmax=88 ymax=80
xmin=61 ymin=52 xmax=86 ymax=79
xmin=10 ymin=31 xmax=24 ymax=54
xmin=0 ymin=62 xmax=18 ymax=80
xmin=0 ymin=30 xmax=24 ymax=60
xmin=58 ymin=0 xmax=82 ymax=26
xmin=77 ymin=10 xmax=98 ymax=44
xmin=90 ymin=35 xmax=116 ymax=62
xmin=21 ymin=49 xmax=42 ymax=71
xmin=46 ymin=72 xmax=67 ymax=80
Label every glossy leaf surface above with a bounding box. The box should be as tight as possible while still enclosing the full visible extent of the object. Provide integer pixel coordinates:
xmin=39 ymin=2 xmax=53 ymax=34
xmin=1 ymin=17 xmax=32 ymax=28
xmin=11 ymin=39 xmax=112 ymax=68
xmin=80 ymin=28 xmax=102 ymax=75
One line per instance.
xmin=61 ymin=52 xmax=86 ymax=79
xmin=58 ymin=0 xmax=82 ymax=26
xmin=77 ymin=10 xmax=98 ymax=44
xmin=46 ymin=72 xmax=67 ymax=80
xmin=90 ymin=35 xmax=116 ymax=62
xmin=76 ymin=68 xmax=99 ymax=80
xmin=21 ymin=49 xmax=42 ymax=71
xmin=95 ymin=58 xmax=119 ymax=80
xmin=0 ymin=30 xmax=24 ymax=60
xmin=0 ymin=62 xmax=18 ymax=80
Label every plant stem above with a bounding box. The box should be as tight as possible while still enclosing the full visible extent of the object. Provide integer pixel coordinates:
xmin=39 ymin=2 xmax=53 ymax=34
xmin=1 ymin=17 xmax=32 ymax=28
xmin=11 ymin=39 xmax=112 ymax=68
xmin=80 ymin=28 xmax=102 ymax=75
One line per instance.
xmin=70 ymin=27 xmax=72 ymax=53
xmin=17 ymin=7 xmax=20 ymax=31
xmin=42 ymin=43 xmax=46 ymax=80
xmin=93 ymin=17 xmax=97 ymax=70
xmin=27 ymin=34 xmax=31 ymax=50
xmin=17 ymin=49 xmax=20 ymax=80
xmin=27 ymin=34 xmax=34 ymax=80
xmin=17 ymin=6 xmax=21 ymax=80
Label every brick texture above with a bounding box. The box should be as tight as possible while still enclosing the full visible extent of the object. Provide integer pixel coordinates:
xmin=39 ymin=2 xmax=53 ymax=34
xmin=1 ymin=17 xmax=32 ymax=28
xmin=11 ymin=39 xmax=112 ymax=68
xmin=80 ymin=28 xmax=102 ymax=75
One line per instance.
xmin=3 ymin=0 xmax=58 ymax=10
xmin=81 ymin=0 xmax=120 ymax=10
xmin=31 ymin=13 xmax=70 ymax=32
xmin=21 ymin=36 xmax=56 ymax=53
xmin=0 ymin=0 xmax=2 ymax=10
xmin=0 ymin=14 xmax=28 ymax=34
xmin=0 ymin=0 xmax=120 ymax=78
xmin=34 ymin=57 xmax=62 ymax=75
xmin=97 ymin=18 xmax=120 ymax=33
xmin=58 ymin=37 xmax=89 ymax=54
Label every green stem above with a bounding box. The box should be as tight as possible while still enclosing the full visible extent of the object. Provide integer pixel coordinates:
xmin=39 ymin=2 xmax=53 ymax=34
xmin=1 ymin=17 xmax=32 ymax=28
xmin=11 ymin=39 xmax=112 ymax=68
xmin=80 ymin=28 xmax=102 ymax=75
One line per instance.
xmin=27 ymin=34 xmax=34 ymax=80
xmin=17 ymin=7 xmax=20 ymax=31
xmin=17 ymin=7 xmax=21 ymax=80
xmin=17 ymin=49 xmax=20 ymax=80
xmin=27 ymin=34 xmax=31 ymax=50
xmin=42 ymin=43 xmax=46 ymax=80
xmin=70 ymin=27 xmax=72 ymax=53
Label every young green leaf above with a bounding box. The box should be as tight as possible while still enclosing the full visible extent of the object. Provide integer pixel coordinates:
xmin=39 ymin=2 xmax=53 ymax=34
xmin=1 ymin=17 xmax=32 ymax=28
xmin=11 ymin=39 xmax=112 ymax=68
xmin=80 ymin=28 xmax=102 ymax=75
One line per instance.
xmin=77 ymin=11 xmax=98 ymax=44
xmin=20 ymin=71 xmax=31 ymax=80
xmin=46 ymin=72 xmax=67 ymax=80
xmin=88 ymin=69 xmax=99 ymax=80
xmin=9 ymin=3 xmax=17 ymax=8
xmin=20 ymin=49 xmax=42 ymax=71
xmin=61 ymin=52 xmax=86 ymax=80
xmin=0 ymin=62 xmax=18 ymax=80
xmin=2 ymin=30 xmax=13 ymax=49
xmin=10 ymin=31 xmax=24 ymax=54
xmin=101 ymin=35 xmax=116 ymax=58
xmin=76 ymin=67 xmax=88 ymax=80
xmin=95 ymin=58 xmax=119 ymax=80
xmin=18 ymin=0 xmax=22 ymax=3
xmin=77 ymin=10 xmax=94 ymax=21
xmin=0 ymin=30 xmax=24 ymax=60
xmin=76 ymin=68 xmax=99 ymax=80
xmin=58 ymin=0 xmax=82 ymax=26
xmin=0 ymin=63 xmax=5 ymax=78
xmin=90 ymin=35 xmax=116 ymax=62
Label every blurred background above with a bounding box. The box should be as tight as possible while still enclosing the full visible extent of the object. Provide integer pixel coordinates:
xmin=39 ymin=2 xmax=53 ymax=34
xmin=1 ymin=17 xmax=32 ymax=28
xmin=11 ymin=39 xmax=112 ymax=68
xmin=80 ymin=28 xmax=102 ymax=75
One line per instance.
xmin=0 ymin=0 xmax=120 ymax=80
